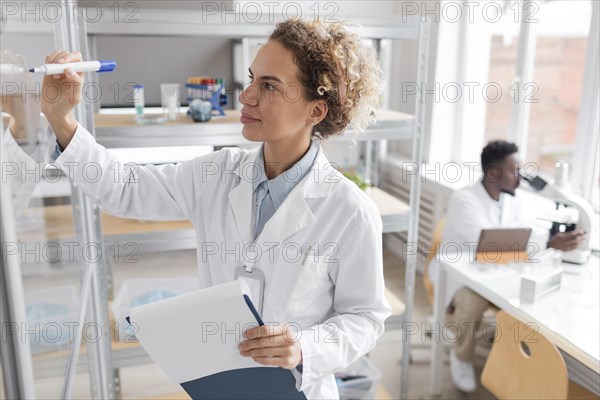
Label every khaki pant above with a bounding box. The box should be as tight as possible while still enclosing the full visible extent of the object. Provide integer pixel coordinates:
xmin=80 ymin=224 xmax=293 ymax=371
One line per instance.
xmin=447 ymin=287 xmax=490 ymax=362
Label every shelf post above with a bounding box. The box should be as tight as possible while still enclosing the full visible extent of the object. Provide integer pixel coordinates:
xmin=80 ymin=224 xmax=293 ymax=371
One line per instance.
xmin=400 ymin=17 xmax=431 ymax=400
xmin=0 ymin=119 xmax=37 ymax=400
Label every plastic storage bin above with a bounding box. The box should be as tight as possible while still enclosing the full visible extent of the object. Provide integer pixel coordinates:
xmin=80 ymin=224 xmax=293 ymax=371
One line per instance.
xmin=112 ymin=278 xmax=198 ymax=341
xmin=24 ymin=286 xmax=79 ymax=355
xmin=335 ymin=356 xmax=382 ymax=400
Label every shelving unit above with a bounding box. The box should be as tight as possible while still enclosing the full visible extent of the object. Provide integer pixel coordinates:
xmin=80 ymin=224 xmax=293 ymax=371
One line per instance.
xmin=93 ymin=109 xmax=416 ymax=148
xmin=19 ymin=205 xmax=195 ymax=256
xmin=2 ymin=5 xmax=430 ymax=399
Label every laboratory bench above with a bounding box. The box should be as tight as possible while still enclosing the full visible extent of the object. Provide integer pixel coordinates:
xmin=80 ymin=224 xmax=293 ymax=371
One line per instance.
xmin=430 ymin=252 xmax=600 ymax=396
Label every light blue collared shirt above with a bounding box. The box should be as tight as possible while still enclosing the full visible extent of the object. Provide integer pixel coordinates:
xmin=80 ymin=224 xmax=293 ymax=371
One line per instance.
xmin=50 ymin=141 xmax=63 ymax=161
xmin=253 ymin=139 xmax=319 ymax=240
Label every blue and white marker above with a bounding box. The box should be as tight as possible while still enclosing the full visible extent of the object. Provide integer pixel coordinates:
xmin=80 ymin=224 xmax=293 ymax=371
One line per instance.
xmin=28 ymin=60 xmax=116 ymax=75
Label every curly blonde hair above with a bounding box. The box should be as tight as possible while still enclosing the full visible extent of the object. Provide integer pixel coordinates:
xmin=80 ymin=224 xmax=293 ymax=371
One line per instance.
xmin=269 ymin=18 xmax=383 ymax=140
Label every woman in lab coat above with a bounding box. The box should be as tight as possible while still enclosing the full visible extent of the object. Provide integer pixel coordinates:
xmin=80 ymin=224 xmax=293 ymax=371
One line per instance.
xmin=42 ymin=18 xmax=391 ymax=399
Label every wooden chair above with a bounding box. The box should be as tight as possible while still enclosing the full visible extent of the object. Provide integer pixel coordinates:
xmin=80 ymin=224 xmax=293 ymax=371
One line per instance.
xmin=482 ymin=311 xmax=598 ymax=400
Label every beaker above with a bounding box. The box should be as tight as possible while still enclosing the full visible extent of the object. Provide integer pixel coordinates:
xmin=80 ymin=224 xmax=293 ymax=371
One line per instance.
xmin=161 ymin=83 xmax=180 ymax=121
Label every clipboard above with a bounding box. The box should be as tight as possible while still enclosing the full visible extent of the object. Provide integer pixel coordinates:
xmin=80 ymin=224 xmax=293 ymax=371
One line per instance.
xmin=126 ymin=280 xmax=307 ymax=400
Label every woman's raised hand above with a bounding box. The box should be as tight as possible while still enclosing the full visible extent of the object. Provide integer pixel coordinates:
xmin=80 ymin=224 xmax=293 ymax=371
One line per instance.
xmin=40 ymin=50 xmax=84 ymax=148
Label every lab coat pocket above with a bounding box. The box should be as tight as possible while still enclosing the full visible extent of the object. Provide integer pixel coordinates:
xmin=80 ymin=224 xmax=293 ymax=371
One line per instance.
xmin=286 ymin=254 xmax=332 ymax=317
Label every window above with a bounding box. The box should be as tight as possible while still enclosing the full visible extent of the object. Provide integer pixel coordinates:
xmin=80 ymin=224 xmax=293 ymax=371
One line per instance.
xmin=484 ymin=3 xmax=521 ymax=143
xmin=525 ymin=1 xmax=592 ymax=175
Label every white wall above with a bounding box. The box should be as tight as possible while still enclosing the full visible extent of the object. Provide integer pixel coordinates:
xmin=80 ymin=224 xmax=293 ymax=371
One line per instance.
xmin=92 ymin=35 xmax=233 ymax=107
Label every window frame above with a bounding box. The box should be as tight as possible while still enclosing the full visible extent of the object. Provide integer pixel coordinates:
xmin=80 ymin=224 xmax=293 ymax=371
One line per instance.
xmin=571 ymin=0 xmax=599 ymax=206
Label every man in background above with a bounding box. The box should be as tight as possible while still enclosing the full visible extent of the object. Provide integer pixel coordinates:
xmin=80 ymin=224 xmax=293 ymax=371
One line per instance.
xmin=438 ymin=140 xmax=585 ymax=392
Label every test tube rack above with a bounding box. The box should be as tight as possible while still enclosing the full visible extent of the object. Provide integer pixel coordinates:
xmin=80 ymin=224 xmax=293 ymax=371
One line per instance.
xmin=185 ymin=80 xmax=227 ymax=116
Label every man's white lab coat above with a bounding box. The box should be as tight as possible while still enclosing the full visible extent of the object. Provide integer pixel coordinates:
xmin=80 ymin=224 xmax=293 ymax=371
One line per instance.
xmin=429 ymin=180 xmax=550 ymax=306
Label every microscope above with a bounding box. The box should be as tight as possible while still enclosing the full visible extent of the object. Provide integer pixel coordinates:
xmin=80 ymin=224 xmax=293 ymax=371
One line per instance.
xmin=522 ymin=170 xmax=594 ymax=264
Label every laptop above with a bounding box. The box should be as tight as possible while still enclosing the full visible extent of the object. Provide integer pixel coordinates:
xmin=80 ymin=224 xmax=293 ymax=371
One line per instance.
xmin=476 ymin=228 xmax=533 ymax=263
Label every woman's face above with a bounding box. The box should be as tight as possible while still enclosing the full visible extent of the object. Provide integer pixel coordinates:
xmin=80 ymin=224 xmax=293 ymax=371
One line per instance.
xmin=239 ymin=40 xmax=318 ymax=144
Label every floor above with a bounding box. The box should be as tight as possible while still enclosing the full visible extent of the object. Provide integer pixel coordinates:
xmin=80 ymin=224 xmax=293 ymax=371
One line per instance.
xmin=369 ymin=249 xmax=495 ymax=400
xmin=19 ymin=245 xmax=496 ymax=399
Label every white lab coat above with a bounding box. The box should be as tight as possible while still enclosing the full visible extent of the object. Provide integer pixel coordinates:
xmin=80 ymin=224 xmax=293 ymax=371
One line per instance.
xmin=53 ymin=124 xmax=392 ymax=399
xmin=429 ymin=180 xmax=550 ymax=306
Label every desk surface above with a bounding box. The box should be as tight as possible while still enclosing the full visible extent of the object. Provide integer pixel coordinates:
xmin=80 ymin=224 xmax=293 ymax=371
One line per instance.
xmin=440 ymin=252 xmax=600 ymax=374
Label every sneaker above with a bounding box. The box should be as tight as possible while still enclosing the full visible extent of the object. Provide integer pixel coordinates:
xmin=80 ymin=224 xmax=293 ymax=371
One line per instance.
xmin=449 ymin=349 xmax=476 ymax=393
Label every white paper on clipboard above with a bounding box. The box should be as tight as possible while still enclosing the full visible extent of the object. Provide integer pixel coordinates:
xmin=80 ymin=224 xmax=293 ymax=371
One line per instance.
xmin=129 ymin=280 xmax=265 ymax=384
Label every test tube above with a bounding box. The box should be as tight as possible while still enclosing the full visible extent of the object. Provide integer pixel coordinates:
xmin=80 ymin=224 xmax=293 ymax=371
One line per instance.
xmin=134 ymin=84 xmax=144 ymax=123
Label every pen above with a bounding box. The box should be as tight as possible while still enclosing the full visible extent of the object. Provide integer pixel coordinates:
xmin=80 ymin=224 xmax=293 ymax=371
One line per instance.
xmin=28 ymin=60 xmax=116 ymax=74
xmin=0 ymin=63 xmax=25 ymax=74
xmin=243 ymin=294 xmax=264 ymax=326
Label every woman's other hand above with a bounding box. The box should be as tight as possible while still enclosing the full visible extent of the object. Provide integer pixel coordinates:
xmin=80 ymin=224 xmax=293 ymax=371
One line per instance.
xmin=239 ymin=324 xmax=303 ymax=369
xmin=40 ymin=50 xmax=84 ymax=148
